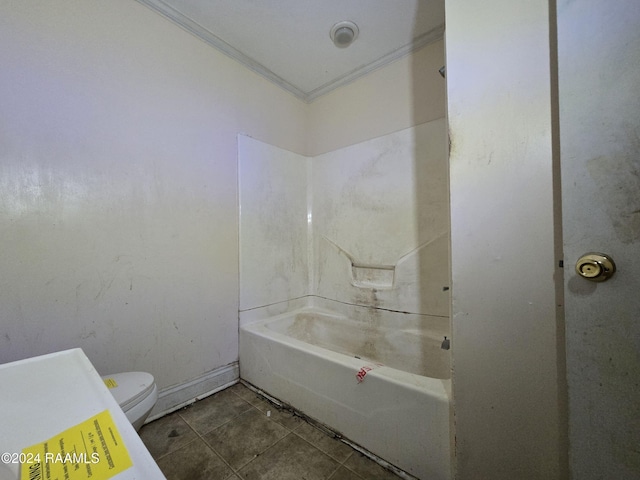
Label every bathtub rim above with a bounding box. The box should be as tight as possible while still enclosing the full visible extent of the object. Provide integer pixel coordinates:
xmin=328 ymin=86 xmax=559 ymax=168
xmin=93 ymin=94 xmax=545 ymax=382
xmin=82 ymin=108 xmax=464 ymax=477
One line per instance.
xmin=239 ymin=306 xmax=453 ymax=479
xmin=239 ymin=308 xmax=451 ymax=400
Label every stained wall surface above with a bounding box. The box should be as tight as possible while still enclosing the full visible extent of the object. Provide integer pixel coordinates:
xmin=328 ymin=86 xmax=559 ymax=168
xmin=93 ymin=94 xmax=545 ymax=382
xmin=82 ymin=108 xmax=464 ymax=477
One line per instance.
xmin=238 ymin=36 xmax=448 ymax=319
xmin=239 ymin=119 xmax=449 ymax=323
xmin=446 ymin=0 xmax=564 ymax=478
xmin=312 ymin=120 xmax=449 ymax=316
xmin=1 ymin=0 xmax=449 ymax=427
xmin=238 ymin=136 xmax=310 ymax=311
xmin=558 ymin=1 xmax=640 ymax=477
xmin=0 ymin=0 xmax=306 ymax=390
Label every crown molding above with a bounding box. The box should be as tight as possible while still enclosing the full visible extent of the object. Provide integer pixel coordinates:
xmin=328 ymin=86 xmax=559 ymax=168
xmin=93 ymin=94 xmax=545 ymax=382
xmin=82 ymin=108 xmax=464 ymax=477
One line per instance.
xmin=136 ymin=0 xmax=444 ymax=103
xmin=304 ymin=23 xmax=445 ymax=102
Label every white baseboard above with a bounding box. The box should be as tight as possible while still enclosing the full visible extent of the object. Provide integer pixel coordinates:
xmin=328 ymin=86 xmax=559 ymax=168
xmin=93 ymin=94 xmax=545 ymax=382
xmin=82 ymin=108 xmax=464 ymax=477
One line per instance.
xmin=146 ymin=362 xmax=239 ymax=423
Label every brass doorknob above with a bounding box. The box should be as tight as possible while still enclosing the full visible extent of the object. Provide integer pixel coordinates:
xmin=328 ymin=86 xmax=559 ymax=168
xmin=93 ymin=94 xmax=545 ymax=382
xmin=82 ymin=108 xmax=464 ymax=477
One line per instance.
xmin=575 ymin=253 xmax=616 ymax=282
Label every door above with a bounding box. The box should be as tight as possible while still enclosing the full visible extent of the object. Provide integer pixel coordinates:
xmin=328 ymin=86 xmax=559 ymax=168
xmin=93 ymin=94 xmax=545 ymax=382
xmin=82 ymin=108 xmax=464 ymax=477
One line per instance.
xmin=558 ymin=1 xmax=640 ymax=478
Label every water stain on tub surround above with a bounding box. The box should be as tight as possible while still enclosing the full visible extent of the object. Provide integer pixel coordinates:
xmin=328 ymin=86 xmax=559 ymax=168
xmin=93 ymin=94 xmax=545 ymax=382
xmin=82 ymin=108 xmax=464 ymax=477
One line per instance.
xmin=286 ymin=313 xmax=317 ymax=345
xmin=286 ymin=310 xmax=384 ymax=362
xmin=319 ymin=234 xmax=450 ymax=316
xmin=277 ymin=308 xmax=450 ymax=379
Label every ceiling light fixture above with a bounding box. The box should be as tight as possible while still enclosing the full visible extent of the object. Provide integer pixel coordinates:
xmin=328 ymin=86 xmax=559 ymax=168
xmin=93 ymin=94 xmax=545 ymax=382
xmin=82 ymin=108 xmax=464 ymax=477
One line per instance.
xmin=330 ymin=21 xmax=359 ymax=48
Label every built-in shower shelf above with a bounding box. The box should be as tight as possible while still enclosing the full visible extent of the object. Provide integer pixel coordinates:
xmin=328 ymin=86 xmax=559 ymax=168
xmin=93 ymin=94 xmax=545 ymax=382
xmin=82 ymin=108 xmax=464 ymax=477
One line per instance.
xmin=322 ymin=235 xmax=397 ymax=289
xmin=351 ymin=264 xmax=395 ymax=289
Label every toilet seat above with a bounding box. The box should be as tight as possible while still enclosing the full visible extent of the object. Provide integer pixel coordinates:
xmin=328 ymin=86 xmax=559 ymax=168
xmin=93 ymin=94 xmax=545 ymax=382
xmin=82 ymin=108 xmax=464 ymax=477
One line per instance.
xmin=101 ymin=371 xmax=157 ymax=431
xmin=101 ymin=372 xmax=155 ymax=412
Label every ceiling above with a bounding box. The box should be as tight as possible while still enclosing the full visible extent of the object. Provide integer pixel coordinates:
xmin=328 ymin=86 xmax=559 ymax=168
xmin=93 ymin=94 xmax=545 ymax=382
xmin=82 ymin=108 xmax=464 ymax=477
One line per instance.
xmin=135 ymin=0 xmax=445 ymax=102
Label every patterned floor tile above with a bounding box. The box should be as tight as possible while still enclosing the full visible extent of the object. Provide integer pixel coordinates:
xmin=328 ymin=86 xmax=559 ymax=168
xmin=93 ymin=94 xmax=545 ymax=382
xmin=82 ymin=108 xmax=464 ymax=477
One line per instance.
xmin=294 ymin=422 xmax=354 ymax=463
xmin=238 ymin=433 xmax=340 ymax=480
xmin=327 ymin=466 xmax=364 ymax=480
xmin=140 ymin=384 xmax=404 ymax=480
xmin=179 ymin=389 xmax=253 ymax=435
xmin=343 ymin=452 xmax=402 ymax=480
xmin=139 ymin=412 xmax=198 ymax=459
xmin=156 ymin=438 xmax=234 ymax=480
xmin=203 ymin=408 xmax=288 ymax=470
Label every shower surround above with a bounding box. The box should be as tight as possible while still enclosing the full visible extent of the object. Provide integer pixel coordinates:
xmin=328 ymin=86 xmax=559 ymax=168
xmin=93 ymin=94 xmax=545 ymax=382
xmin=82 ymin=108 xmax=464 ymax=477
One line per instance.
xmin=238 ymin=118 xmax=450 ymax=479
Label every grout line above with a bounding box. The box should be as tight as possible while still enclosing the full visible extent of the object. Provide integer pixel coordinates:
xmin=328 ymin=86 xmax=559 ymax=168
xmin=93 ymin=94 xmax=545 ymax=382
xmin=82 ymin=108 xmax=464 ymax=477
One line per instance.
xmin=325 ymin=463 xmax=343 ymax=480
xmin=149 ymin=434 xmax=200 ymax=463
xmin=175 ymin=391 xmax=257 ymax=479
xmin=144 ymin=407 xmax=206 ymax=463
xmin=230 ymin=384 xmax=362 ymax=478
xmin=177 ymin=402 xmax=252 ymax=438
xmin=238 ymin=383 xmax=375 ymax=479
xmin=199 ymin=433 xmax=241 ymax=479
xmin=148 ymin=409 xmax=236 ymax=474
xmin=326 ymin=461 xmax=367 ymax=480
xmin=203 ymin=386 xmax=307 ymax=478
xmin=147 ymin=383 xmax=405 ymax=479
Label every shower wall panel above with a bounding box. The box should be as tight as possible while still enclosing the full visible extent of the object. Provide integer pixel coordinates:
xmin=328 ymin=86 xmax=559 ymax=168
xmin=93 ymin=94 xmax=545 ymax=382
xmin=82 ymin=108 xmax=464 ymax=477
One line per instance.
xmin=238 ymin=135 xmax=310 ymax=310
xmin=239 ymin=119 xmax=448 ymax=317
xmin=312 ymin=119 xmax=449 ymax=316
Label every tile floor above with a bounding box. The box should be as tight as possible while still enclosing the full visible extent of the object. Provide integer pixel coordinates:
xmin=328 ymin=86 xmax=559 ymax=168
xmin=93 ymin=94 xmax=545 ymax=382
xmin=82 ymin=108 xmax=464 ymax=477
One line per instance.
xmin=139 ymin=382 xmax=404 ymax=480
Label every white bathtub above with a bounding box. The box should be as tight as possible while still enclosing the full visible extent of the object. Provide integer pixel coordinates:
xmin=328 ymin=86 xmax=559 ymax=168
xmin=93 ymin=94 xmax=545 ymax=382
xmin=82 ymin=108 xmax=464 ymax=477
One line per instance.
xmin=239 ymin=304 xmax=451 ymax=480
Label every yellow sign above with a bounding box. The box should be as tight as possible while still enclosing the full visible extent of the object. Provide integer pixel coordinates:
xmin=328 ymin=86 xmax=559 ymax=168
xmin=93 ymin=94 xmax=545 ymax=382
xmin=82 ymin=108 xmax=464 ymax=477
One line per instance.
xmin=103 ymin=378 xmax=118 ymax=389
xmin=21 ymin=410 xmax=133 ymax=480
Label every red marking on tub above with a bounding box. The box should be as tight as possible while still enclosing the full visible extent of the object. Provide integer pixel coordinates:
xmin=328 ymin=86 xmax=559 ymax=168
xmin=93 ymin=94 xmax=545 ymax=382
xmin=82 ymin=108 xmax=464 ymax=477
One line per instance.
xmin=356 ymin=366 xmax=372 ymax=382
xmin=356 ymin=363 xmax=383 ymax=383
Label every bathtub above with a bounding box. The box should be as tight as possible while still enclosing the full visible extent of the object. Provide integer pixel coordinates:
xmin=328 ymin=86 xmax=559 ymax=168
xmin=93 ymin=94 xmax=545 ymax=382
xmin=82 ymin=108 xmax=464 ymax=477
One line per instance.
xmin=239 ymin=303 xmax=451 ymax=480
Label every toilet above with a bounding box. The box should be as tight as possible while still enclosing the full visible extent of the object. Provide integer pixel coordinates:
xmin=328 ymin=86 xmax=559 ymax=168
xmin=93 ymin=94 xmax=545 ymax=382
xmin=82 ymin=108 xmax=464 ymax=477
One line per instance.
xmin=101 ymin=372 xmax=158 ymax=431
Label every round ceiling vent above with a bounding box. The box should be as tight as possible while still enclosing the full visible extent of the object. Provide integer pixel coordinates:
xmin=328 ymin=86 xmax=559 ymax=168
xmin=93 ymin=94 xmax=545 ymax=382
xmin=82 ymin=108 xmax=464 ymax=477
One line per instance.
xmin=330 ymin=21 xmax=359 ymax=48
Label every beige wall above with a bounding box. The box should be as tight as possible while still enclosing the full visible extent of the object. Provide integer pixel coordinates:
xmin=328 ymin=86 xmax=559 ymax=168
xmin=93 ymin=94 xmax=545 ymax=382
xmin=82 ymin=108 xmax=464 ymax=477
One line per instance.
xmin=307 ymin=39 xmax=446 ymax=156
xmin=0 ymin=0 xmax=306 ymax=392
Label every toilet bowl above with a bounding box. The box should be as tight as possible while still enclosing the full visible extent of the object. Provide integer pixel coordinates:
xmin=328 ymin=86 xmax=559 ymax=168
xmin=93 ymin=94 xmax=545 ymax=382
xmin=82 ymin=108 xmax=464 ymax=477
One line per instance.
xmin=101 ymin=372 xmax=158 ymax=431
